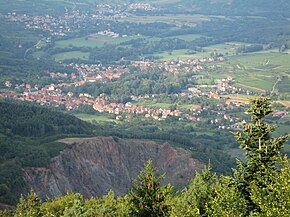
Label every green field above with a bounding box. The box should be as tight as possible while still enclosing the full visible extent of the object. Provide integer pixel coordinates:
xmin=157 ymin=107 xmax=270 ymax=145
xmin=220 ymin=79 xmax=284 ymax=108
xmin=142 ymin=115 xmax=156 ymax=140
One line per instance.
xmin=54 ymin=35 xmax=139 ymax=48
xmin=229 ymin=52 xmax=290 ymax=72
xmin=219 ymin=52 xmax=290 ymax=93
xmin=123 ymin=14 xmax=213 ymax=26
xmin=133 ymin=100 xmax=198 ymax=110
xmin=33 ymin=51 xmax=46 ymax=59
xmin=155 ymin=49 xmax=211 ymax=61
xmin=153 ymin=44 xmax=290 ymax=95
xmin=133 ymin=101 xmax=172 ymax=108
xmin=53 ymin=51 xmax=90 ymax=61
xmin=154 ymin=42 xmax=244 ymax=61
xmin=74 ymin=113 xmax=114 ymax=123
xmin=168 ymin=34 xmax=205 ymax=41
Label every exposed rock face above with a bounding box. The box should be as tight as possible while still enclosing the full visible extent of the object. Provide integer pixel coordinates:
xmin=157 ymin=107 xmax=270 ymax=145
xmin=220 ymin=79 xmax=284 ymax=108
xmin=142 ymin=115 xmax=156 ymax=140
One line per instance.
xmin=22 ymin=137 xmax=204 ymax=199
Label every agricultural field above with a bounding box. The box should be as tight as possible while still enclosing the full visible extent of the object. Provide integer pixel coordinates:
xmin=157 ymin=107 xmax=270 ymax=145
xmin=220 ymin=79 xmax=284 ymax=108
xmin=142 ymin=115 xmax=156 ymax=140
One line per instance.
xmin=122 ymin=14 xmax=214 ymax=26
xmin=74 ymin=113 xmax=114 ymax=123
xmin=168 ymin=34 xmax=205 ymax=41
xmin=154 ymin=43 xmax=245 ymax=61
xmin=54 ymin=35 xmax=139 ymax=48
xmin=197 ymin=51 xmax=290 ymax=94
xmin=133 ymin=100 xmax=199 ymax=111
xmin=155 ymin=49 xmax=207 ymax=61
xmin=53 ymin=51 xmax=90 ymax=61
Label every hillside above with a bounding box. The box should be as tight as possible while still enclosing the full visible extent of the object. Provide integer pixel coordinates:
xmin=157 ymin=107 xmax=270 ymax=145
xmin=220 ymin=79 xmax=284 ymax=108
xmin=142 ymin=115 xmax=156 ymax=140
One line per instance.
xmin=0 ymin=99 xmax=97 ymax=204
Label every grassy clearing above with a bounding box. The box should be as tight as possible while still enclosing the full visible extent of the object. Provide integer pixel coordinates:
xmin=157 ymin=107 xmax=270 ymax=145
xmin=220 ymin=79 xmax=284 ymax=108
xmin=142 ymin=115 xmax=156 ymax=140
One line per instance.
xmin=154 ymin=42 xmax=242 ymax=61
xmin=168 ymin=34 xmax=204 ymax=41
xmin=274 ymin=124 xmax=290 ymax=137
xmin=122 ymin=14 xmax=211 ymax=25
xmin=224 ymin=52 xmax=290 ymax=93
xmin=155 ymin=49 xmax=210 ymax=61
xmin=204 ymin=43 xmax=237 ymax=56
xmin=229 ymin=52 xmax=290 ymax=72
xmin=133 ymin=101 xmax=172 ymax=108
xmin=177 ymin=104 xmax=201 ymax=110
xmin=54 ymin=35 xmax=139 ymax=48
xmin=33 ymin=51 xmax=46 ymax=58
xmin=237 ymin=75 xmax=275 ymax=91
xmin=133 ymin=101 xmax=199 ymax=110
xmin=276 ymin=76 xmax=290 ymax=93
xmin=222 ymin=94 xmax=250 ymax=102
xmin=150 ymin=0 xmax=181 ymax=5
xmin=74 ymin=113 xmax=114 ymax=123
xmin=53 ymin=51 xmax=90 ymax=61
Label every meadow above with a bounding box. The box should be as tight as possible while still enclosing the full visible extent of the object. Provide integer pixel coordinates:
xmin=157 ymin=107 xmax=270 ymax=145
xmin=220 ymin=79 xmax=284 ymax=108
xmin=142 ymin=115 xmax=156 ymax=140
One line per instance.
xmin=225 ymin=52 xmax=290 ymax=92
xmin=133 ymin=100 xmax=199 ymax=111
xmin=122 ymin=14 xmax=213 ymax=26
xmin=168 ymin=34 xmax=205 ymax=41
xmin=54 ymin=35 xmax=139 ymax=48
xmin=53 ymin=51 xmax=90 ymax=61
xmin=74 ymin=113 xmax=114 ymax=123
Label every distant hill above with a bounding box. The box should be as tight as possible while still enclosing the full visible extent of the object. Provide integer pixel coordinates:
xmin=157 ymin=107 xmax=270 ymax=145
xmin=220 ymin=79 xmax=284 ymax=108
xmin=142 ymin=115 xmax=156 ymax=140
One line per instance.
xmin=0 ymin=99 xmax=94 ymax=137
xmin=160 ymin=0 xmax=290 ymax=17
xmin=1 ymin=0 xmax=290 ymax=17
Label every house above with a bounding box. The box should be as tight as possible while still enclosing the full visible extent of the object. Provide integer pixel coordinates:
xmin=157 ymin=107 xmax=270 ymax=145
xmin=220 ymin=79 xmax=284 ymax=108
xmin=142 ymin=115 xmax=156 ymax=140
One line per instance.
xmin=5 ymin=81 xmax=12 ymax=87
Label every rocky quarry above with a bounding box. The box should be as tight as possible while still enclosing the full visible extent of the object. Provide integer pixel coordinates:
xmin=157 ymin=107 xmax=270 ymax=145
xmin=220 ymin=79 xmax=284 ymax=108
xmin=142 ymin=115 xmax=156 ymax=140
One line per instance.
xmin=22 ymin=136 xmax=204 ymax=199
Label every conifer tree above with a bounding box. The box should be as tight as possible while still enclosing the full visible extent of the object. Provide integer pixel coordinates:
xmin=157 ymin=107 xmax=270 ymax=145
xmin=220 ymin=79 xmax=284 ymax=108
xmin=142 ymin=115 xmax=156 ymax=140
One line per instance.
xmin=234 ymin=96 xmax=289 ymax=214
xmin=129 ymin=160 xmax=172 ymax=217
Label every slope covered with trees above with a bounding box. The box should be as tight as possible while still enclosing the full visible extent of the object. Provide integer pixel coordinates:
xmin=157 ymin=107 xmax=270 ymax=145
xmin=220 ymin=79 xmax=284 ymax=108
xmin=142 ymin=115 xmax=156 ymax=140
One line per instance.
xmin=2 ymin=97 xmax=289 ymax=216
xmin=0 ymin=99 xmax=97 ymax=204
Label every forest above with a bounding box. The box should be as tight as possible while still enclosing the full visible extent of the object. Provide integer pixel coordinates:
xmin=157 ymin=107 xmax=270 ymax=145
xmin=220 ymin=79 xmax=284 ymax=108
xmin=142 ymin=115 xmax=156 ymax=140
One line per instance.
xmin=1 ymin=97 xmax=289 ymax=216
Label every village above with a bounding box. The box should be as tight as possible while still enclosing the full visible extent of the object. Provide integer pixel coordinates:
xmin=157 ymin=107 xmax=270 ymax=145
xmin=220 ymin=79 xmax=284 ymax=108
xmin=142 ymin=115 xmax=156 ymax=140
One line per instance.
xmin=0 ymin=55 xmax=260 ymax=130
xmin=2 ymin=3 xmax=158 ymax=38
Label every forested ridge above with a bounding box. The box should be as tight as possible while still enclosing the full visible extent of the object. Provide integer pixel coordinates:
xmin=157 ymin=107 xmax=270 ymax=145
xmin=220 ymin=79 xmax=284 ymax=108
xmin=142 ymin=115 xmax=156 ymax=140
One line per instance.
xmin=0 ymin=99 xmax=98 ymax=204
xmin=1 ymin=97 xmax=289 ymax=216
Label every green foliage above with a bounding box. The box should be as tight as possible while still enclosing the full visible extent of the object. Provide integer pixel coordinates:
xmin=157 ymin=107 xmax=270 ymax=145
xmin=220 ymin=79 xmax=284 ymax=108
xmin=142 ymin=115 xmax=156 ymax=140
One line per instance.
xmin=129 ymin=160 xmax=173 ymax=217
xmin=207 ymin=176 xmax=248 ymax=217
xmin=234 ymin=96 xmax=289 ymax=213
xmin=0 ymin=100 xmax=96 ymax=204
xmin=172 ymin=166 xmax=216 ymax=217
xmin=41 ymin=192 xmax=83 ymax=216
xmin=0 ymin=100 xmax=94 ymax=137
xmin=82 ymin=191 xmax=130 ymax=217
xmin=0 ymin=210 xmax=13 ymax=217
xmin=249 ymin=156 xmax=290 ymax=217
xmin=15 ymin=190 xmax=42 ymax=217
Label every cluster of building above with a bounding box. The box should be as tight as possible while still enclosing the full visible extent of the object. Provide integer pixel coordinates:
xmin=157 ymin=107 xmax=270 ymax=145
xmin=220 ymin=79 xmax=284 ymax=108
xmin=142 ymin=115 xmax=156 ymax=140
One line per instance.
xmin=67 ymin=63 xmax=129 ymax=82
xmin=1 ymin=83 xmax=94 ymax=111
xmin=3 ymin=2 xmax=159 ymax=38
xmin=93 ymin=96 xmax=188 ymax=121
xmin=127 ymin=3 xmax=157 ymax=11
xmin=97 ymin=30 xmax=126 ymax=38
xmin=1 ymin=55 xmax=259 ymax=128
